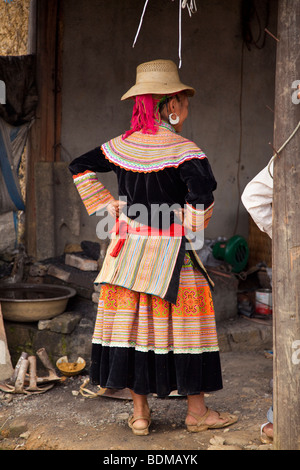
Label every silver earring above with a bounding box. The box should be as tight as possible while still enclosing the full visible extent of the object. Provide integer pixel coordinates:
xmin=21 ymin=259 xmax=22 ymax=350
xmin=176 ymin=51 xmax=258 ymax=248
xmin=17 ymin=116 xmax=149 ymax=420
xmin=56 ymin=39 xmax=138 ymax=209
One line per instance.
xmin=168 ymin=113 xmax=180 ymax=125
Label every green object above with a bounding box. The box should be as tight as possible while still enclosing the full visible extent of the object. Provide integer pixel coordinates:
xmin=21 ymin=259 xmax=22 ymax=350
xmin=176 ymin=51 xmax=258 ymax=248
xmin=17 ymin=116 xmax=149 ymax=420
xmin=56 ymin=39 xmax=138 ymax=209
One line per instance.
xmin=212 ymin=235 xmax=249 ymax=273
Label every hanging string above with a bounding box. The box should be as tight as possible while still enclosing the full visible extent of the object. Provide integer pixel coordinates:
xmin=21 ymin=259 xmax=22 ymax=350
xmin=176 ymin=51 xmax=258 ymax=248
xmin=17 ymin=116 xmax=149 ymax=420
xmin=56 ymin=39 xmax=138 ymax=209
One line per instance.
xmin=132 ymin=0 xmax=198 ymax=69
xmin=178 ymin=0 xmax=182 ymax=68
xmin=132 ymin=0 xmax=150 ymax=48
xmin=182 ymin=0 xmax=198 ymax=17
xmin=267 ymin=121 xmax=300 ymax=178
xmin=177 ymin=0 xmax=198 ymax=68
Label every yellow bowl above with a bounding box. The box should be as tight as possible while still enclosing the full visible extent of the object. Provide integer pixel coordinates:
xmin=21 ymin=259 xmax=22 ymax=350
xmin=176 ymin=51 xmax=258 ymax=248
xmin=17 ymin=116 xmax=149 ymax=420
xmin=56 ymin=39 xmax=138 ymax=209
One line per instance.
xmin=56 ymin=356 xmax=86 ymax=377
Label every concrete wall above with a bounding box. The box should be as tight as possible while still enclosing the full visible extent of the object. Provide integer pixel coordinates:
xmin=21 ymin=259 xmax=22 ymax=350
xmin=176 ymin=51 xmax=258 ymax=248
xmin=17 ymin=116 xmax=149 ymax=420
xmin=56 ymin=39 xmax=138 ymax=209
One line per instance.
xmin=60 ymin=0 xmax=277 ymax=247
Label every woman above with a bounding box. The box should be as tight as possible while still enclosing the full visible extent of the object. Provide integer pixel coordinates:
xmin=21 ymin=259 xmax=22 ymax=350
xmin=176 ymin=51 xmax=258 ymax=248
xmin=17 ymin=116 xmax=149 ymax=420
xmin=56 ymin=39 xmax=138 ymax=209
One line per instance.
xmin=242 ymin=160 xmax=273 ymax=443
xmin=69 ymin=59 xmax=237 ymax=436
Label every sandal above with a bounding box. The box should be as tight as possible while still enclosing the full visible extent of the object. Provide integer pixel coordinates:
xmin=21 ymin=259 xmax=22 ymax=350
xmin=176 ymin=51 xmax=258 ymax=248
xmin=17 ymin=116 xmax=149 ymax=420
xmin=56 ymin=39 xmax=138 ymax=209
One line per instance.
xmin=186 ymin=408 xmax=238 ymax=433
xmin=128 ymin=414 xmax=151 ymax=436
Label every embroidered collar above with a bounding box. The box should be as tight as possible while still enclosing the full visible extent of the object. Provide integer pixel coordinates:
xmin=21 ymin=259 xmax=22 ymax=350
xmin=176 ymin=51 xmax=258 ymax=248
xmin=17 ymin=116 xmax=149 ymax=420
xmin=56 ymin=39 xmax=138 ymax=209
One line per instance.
xmin=159 ymin=120 xmax=176 ymax=134
xmin=101 ymin=123 xmax=206 ymax=173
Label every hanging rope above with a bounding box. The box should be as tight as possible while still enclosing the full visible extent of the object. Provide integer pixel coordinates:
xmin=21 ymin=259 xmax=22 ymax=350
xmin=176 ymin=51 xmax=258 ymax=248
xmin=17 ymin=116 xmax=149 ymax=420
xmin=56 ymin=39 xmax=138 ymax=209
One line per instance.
xmin=178 ymin=1 xmax=198 ymax=67
xmin=182 ymin=0 xmax=198 ymax=17
xmin=267 ymin=121 xmax=300 ymax=178
xmin=132 ymin=0 xmax=198 ymax=68
xmin=132 ymin=0 xmax=150 ymax=48
xmin=178 ymin=0 xmax=182 ymax=68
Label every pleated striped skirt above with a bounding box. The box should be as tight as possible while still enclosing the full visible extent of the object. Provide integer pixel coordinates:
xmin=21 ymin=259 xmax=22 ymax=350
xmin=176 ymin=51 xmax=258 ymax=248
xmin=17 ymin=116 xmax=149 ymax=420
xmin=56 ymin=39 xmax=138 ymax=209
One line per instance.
xmin=90 ymin=253 xmax=223 ymax=397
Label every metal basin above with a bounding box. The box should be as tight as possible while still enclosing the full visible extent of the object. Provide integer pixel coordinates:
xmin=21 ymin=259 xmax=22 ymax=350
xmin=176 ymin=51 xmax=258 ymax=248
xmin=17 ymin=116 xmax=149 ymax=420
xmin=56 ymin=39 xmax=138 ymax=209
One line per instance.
xmin=0 ymin=284 xmax=76 ymax=322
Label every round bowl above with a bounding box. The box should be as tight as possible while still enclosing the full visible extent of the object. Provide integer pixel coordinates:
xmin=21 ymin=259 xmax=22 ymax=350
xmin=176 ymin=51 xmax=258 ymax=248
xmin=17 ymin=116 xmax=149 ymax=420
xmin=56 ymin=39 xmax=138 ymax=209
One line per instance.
xmin=0 ymin=283 xmax=76 ymax=322
xmin=56 ymin=356 xmax=86 ymax=376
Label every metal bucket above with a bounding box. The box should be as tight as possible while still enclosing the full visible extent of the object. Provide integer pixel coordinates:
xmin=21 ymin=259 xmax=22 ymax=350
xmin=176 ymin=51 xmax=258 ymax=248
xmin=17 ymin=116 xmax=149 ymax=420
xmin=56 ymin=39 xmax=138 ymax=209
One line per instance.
xmin=255 ymin=289 xmax=272 ymax=315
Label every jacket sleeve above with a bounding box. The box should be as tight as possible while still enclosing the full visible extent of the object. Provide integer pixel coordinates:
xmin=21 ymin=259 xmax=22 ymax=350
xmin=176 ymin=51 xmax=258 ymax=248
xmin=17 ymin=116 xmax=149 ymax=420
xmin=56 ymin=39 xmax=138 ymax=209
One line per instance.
xmin=179 ymin=157 xmax=217 ymax=232
xmin=241 ymin=159 xmax=273 ymax=239
xmin=69 ymin=147 xmax=115 ymax=216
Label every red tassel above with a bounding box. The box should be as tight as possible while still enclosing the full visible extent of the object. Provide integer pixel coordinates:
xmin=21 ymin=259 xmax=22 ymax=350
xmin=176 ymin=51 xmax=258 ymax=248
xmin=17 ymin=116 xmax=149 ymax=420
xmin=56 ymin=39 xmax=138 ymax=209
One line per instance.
xmin=110 ymin=220 xmax=128 ymax=257
xmin=110 ymin=239 xmax=126 ymax=257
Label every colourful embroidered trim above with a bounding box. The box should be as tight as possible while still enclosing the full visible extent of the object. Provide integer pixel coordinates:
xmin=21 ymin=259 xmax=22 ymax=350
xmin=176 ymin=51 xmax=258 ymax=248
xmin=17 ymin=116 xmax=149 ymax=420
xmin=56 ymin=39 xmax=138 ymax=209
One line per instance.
xmin=94 ymin=215 xmax=182 ymax=299
xmin=101 ymin=122 xmax=207 ymax=173
xmin=185 ymin=201 xmax=214 ymax=232
xmin=94 ymin=213 xmax=214 ymax=299
xmin=73 ymin=170 xmax=114 ymax=215
xmin=92 ymin=259 xmax=219 ymax=355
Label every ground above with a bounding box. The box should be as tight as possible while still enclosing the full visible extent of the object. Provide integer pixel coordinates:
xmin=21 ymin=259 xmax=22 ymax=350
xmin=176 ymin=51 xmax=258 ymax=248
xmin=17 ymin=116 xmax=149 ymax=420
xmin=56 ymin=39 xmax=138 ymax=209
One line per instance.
xmin=0 ymin=351 xmax=273 ymax=452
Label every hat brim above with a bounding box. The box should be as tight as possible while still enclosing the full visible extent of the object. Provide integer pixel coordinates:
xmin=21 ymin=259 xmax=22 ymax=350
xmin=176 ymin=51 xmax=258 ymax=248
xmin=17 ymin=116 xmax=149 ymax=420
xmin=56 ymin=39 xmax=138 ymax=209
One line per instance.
xmin=121 ymin=83 xmax=195 ymax=101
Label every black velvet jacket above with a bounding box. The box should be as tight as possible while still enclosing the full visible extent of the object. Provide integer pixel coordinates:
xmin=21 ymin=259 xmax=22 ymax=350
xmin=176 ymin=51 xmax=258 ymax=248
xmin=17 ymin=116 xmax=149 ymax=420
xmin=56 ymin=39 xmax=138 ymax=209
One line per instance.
xmin=69 ymin=147 xmax=217 ymax=229
xmin=69 ymin=145 xmax=217 ymax=302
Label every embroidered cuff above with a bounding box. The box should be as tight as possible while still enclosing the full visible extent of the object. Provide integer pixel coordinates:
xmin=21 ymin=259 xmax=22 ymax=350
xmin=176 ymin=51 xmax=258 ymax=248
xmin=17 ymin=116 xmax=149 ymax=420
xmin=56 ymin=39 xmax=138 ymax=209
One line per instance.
xmin=185 ymin=202 xmax=214 ymax=232
xmin=73 ymin=170 xmax=114 ymax=215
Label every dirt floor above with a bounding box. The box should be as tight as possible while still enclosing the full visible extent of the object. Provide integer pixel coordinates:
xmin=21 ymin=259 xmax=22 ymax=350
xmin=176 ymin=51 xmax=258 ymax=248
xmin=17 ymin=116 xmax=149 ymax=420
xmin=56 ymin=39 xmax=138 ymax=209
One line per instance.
xmin=0 ymin=351 xmax=273 ymax=452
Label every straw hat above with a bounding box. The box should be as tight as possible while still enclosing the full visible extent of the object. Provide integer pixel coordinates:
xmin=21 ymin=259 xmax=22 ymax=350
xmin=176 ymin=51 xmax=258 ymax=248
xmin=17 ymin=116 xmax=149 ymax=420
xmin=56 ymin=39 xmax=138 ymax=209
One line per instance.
xmin=121 ymin=59 xmax=195 ymax=100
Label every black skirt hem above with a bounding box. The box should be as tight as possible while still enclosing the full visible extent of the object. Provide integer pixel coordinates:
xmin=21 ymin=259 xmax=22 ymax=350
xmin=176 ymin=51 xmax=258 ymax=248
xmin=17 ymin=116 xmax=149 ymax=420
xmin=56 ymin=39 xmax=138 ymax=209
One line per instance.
xmin=90 ymin=344 xmax=223 ymax=398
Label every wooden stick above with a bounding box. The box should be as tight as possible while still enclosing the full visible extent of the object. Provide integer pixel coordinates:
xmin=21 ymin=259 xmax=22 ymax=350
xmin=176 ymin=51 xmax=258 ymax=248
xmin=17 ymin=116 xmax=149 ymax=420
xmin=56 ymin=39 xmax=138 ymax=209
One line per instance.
xmin=269 ymin=142 xmax=281 ymax=158
xmin=264 ymin=28 xmax=280 ymax=42
xmin=265 ymin=105 xmax=274 ymax=114
xmin=14 ymin=358 xmax=29 ymax=393
xmin=9 ymin=352 xmax=28 ymax=384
